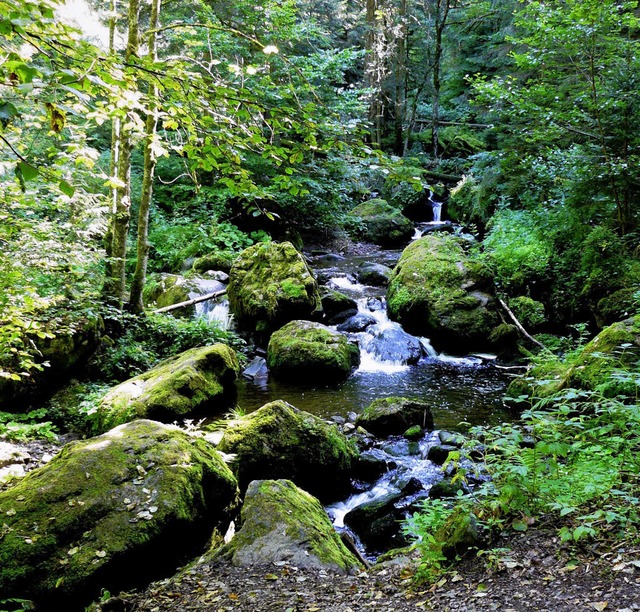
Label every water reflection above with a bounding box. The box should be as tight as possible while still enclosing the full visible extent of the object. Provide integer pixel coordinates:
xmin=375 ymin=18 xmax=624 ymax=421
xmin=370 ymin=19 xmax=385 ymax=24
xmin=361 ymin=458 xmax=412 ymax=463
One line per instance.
xmin=235 ymin=358 xmax=513 ymax=431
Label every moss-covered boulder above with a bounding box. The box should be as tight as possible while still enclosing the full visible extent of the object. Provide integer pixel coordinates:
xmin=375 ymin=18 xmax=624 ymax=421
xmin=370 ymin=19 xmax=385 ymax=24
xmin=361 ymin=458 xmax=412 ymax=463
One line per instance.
xmin=0 ymin=420 xmax=239 ymax=608
xmin=387 ymin=234 xmax=499 ymax=351
xmin=267 ymin=320 xmax=360 ymax=383
xmin=507 ymin=315 xmax=640 ymax=399
xmin=217 ymin=400 xmax=358 ymax=501
xmin=227 ymin=241 xmax=321 ymax=335
xmin=596 ymin=288 xmax=639 ymax=327
xmin=565 ymin=315 xmax=640 ymax=396
xmin=355 ymin=397 xmax=434 ymax=437
xmin=0 ymin=314 xmax=103 ymax=407
xmin=96 ymin=344 xmax=239 ymax=433
xmin=348 ymin=198 xmax=415 ymax=247
xmin=210 ymin=479 xmax=362 ymax=573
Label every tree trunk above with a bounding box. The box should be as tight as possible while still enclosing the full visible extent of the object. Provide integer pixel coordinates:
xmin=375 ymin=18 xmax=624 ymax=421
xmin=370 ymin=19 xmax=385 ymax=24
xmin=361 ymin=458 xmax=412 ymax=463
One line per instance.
xmin=103 ymin=0 xmax=140 ymax=309
xmin=393 ymin=0 xmax=407 ymax=155
xmin=365 ymin=0 xmax=382 ymax=147
xmin=103 ymin=0 xmax=119 ymax=294
xmin=130 ymin=0 xmax=162 ymax=314
xmin=431 ymin=0 xmax=449 ymax=161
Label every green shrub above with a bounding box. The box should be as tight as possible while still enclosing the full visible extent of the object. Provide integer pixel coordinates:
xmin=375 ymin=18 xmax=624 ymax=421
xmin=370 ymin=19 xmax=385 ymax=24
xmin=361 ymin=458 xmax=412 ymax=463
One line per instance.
xmin=480 ymin=209 xmax=552 ymax=293
xmin=94 ymin=313 xmax=245 ymax=382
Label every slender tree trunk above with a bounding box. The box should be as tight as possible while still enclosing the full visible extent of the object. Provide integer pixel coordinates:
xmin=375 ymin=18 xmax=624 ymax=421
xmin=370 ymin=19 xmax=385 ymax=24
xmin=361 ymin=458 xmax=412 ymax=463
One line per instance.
xmin=365 ymin=0 xmax=382 ymax=147
xmin=393 ymin=0 xmax=407 ymax=155
xmin=130 ymin=0 xmax=162 ymax=314
xmin=431 ymin=0 xmax=449 ymax=161
xmin=104 ymin=0 xmax=140 ymax=309
xmin=103 ymin=0 xmax=119 ymax=291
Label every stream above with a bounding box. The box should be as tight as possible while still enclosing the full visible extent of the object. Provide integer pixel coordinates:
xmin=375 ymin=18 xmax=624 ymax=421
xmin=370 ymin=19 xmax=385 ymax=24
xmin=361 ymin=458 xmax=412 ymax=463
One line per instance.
xmin=199 ymin=222 xmax=515 ymax=558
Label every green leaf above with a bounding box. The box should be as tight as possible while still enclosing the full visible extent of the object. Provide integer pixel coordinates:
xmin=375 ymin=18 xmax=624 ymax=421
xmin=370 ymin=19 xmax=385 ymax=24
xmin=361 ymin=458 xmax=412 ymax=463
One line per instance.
xmin=17 ymin=161 xmax=38 ymax=182
xmin=0 ymin=101 xmax=19 ymax=125
xmin=59 ymin=180 xmax=75 ymax=197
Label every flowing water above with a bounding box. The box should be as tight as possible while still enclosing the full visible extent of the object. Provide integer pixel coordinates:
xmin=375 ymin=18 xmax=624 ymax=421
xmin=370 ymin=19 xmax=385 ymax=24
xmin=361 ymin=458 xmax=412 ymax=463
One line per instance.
xmin=199 ymin=232 xmax=515 ymax=557
xmin=235 ymin=250 xmax=512 ymax=430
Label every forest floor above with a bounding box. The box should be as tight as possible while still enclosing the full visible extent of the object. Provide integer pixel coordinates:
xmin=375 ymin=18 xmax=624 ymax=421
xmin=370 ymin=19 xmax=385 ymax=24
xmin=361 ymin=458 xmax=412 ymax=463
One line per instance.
xmin=115 ymin=518 xmax=640 ymax=612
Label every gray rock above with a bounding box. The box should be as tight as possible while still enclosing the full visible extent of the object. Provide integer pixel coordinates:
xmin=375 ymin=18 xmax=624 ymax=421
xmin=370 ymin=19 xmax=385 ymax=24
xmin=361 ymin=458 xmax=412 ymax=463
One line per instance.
xmin=211 ymin=479 xmax=362 ymax=573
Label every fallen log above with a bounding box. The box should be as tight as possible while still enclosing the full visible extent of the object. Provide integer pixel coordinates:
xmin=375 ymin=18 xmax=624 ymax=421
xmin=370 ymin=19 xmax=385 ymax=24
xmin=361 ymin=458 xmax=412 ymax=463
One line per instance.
xmin=152 ymin=289 xmax=227 ymax=314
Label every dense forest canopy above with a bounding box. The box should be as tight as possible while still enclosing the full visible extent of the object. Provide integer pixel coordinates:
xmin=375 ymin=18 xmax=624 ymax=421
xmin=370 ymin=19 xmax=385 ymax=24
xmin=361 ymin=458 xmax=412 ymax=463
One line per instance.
xmin=1 ymin=0 xmax=639 ymax=382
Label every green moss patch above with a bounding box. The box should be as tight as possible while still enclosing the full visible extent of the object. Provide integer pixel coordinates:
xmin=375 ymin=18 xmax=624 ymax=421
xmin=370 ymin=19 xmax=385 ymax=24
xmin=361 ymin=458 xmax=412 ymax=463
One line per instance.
xmin=348 ymin=198 xmax=414 ymax=247
xmin=356 ymin=397 xmax=434 ymax=437
xmin=96 ymin=344 xmax=239 ymax=433
xmin=387 ymin=234 xmax=499 ymax=351
xmin=227 ymin=242 xmax=321 ymax=335
xmin=218 ymin=400 xmax=357 ymax=502
xmin=267 ymin=320 xmax=360 ymax=383
xmin=0 ymin=419 xmax=239 ymax=607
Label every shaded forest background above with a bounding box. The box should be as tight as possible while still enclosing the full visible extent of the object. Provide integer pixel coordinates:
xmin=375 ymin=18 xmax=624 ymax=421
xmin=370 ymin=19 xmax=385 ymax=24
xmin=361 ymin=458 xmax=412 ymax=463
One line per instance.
xmin=1 ymin=0 xmax=639 ymax=388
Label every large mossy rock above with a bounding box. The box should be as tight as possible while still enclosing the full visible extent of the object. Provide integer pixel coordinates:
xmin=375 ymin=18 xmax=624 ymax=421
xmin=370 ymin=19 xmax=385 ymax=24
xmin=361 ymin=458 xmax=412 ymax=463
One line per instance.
xmin=217 ymin=400 xmax=357 ymax=501
xmin=387 ymin=234 xmax=499 ymax=351
xmin=508 ymin=315 xmax=640 ymax=399
xmin=97 ymin=344 xmax=239 ymax=433
xmin=210 ymin=479 xmax=362 ymax=574
xmin=227 ymin=241 xmax=321 ymax=335
xmin=267 ymin=320 xmax=360 ymax=383
xmin=349 ymin=198 xmax=415 ymax=247
xmin=355 ymin=397 xmax=434 ymax=437
xmin=0 ymin=420 xmax=239 ymax=608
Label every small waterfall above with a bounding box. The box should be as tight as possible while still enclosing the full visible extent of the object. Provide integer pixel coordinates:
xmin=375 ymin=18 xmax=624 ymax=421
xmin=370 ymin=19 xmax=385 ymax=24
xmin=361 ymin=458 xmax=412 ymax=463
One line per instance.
xmin=195 ymin=298 xmax=232 ymax=329
xmin=353 ymin=298 xmax=437 ymax=372
xmin=430 ymin=197 xmax=442 ymax=223
xmin=327 ymin=431 xmax=442 ymax=528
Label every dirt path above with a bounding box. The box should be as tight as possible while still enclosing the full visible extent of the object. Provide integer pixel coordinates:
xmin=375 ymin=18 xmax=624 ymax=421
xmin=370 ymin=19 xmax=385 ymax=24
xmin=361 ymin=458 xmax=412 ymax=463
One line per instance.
xmin=112 ymin=523 xmax=640 ymax=611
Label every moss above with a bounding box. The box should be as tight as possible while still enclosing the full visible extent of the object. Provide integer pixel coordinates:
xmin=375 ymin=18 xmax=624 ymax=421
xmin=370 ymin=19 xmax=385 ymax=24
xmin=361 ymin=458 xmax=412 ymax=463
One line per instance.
xmin=507 ymin=315 xmax=640 ymax=399
xmin=97 ymin=344 xmax=239 ymax=433
xmin=227 ymin=242 xmax=321 ymax=335
xmin=387 ymin=234 xmax=498 ymax=351
xmin=566 ymin=315 xmax=640 ymax=395
xmin=267 ymin=320 xmax=360 ymax=383
xmin=319 ymin=288 xmax=358 ymax=319
xmin=508 ymin=296 xmax=546 ymax=329
xmin=348 ymin=198 xmax=414 ymax=247
xmin=436 ymin=508 xmax=481 ymax=559
xmin=192 ymin=252 xmax=235 ymax=274
xmin=142 ymin=273 xmax=182 ymax=306
xmin=210 ymin=479 xmax=362 ymax=573
xmin=217 ymin=400 xmax=357 ymax=502
xmin=404 ymin=425 xmax=422 ymax=440
xmin=0 ymin=420 xmax=238 ymax=607
xmin=356 ymin=397 xmax=434 ymax=437
xmin=596 ymin=288 xmax=639 ymax=327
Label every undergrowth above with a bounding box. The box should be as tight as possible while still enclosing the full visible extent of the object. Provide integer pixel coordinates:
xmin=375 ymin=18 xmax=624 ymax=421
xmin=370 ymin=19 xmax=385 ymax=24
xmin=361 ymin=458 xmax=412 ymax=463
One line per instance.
xmin=95 ymin=311 xmax=246 ymax=382
xmin=404 ymin=325 xmax=640 ymax=582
